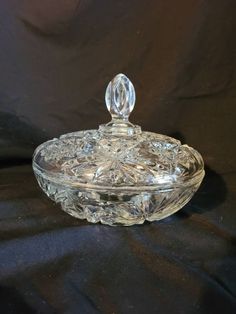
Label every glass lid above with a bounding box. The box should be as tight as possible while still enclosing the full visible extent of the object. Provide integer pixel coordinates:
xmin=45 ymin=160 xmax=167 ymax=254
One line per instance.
xmin=33 ymin=74 xmax=204 ymax=190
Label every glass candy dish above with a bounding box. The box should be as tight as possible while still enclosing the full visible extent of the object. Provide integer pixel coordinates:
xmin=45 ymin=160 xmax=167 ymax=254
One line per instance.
xmin=33 ymin=74 xmax=205 ymax=226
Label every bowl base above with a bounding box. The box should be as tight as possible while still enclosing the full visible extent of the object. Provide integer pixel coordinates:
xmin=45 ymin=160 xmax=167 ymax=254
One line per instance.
xmin=35 ymin=174 xmax=201 ymax=226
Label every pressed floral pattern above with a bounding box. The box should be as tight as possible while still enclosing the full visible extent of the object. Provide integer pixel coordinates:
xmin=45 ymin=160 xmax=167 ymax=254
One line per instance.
xmin=36 ymin=130 xmax=202 ymax=187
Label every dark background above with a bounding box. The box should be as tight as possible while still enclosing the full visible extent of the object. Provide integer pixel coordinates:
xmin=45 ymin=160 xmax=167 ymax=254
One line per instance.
xmin=0 ymin=0 xmax=235 ymax=313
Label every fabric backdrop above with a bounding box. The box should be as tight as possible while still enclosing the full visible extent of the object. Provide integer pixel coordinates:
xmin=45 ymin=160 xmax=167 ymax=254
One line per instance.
xmin=0 ymin=0 xmax=235 ymax=313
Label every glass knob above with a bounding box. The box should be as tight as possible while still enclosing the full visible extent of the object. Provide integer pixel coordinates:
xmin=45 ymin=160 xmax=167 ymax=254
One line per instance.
xmin=105 ymin=73 xmax=136 ymax=122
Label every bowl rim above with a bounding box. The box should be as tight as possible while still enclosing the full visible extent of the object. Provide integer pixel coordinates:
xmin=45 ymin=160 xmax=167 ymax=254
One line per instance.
xmin=33 ymin=160 xmax=205 ymax=192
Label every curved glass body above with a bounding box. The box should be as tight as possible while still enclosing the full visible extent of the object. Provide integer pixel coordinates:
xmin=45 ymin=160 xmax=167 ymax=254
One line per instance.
xmin=33 ymin=74 xmax=205 ymax=226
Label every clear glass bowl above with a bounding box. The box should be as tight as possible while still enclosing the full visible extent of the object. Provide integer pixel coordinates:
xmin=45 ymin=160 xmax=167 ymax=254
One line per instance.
xmin=33 ymin=74 xmax=205 ymax=226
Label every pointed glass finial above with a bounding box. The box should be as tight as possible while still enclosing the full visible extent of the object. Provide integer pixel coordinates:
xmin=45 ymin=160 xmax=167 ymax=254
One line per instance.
xmin=100 ymin=73 xmax=141 ymax=136
xmin=105 ymin=73 xmax=136 ymax=122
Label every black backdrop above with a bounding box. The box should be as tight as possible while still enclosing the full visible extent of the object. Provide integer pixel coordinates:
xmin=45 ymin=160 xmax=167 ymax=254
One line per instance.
xmin=0 ymin=0 xmax=235 ymax=313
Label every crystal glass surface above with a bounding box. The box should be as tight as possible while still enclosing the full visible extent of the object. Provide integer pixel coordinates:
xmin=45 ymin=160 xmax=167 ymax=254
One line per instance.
xmin=33 ymin=74 xmax=205 ymax=226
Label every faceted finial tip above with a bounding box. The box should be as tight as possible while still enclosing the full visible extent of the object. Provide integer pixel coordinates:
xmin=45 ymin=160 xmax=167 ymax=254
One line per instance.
xmin=105 ymin=73 xmax=136 ymax=121
xmin=100 ymin=73 xmax=141 ymax=135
